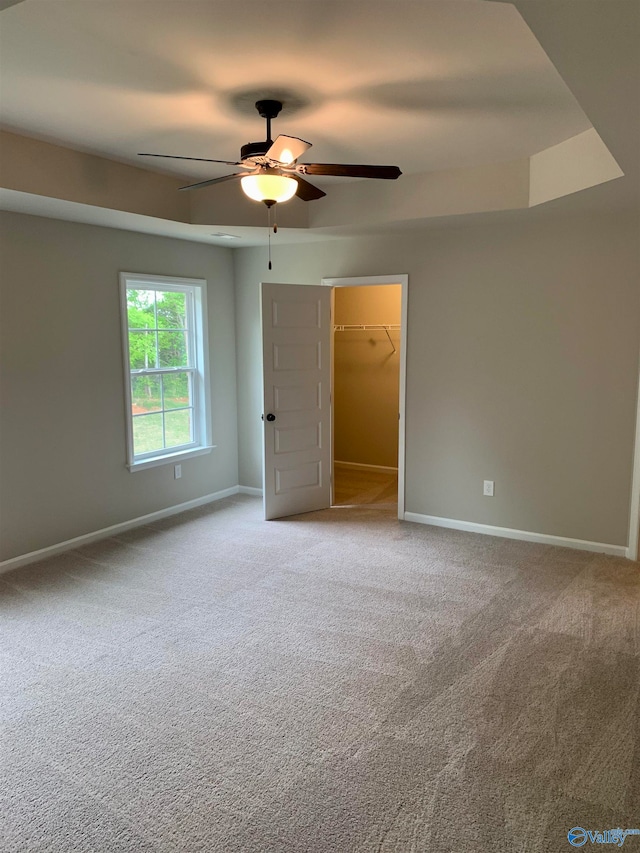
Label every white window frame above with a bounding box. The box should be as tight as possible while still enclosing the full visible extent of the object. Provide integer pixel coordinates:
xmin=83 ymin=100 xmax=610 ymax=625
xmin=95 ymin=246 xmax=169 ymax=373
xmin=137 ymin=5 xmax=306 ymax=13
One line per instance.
xmin=120 ymin=273 xmax=213 ymax=471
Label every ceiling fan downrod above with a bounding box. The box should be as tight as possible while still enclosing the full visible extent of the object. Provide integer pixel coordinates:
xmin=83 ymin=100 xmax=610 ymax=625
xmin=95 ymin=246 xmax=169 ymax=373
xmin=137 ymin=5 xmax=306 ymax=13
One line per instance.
xmin=240 ymin=100 xmax=284 ymax=161
xmin=256 ymin=99 xmax=283 ymax=144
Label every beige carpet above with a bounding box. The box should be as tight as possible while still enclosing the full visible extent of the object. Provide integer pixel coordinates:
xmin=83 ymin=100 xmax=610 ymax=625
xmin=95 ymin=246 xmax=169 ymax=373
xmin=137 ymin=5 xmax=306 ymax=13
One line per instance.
xmin=1 ymin=495 xmax=639 ymax=852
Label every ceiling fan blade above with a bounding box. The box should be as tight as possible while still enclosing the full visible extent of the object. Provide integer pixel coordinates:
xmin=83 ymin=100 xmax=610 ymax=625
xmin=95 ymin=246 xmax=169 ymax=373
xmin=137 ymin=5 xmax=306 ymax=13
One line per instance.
xmin=297 ymin=163 xmax=402 ymax=180
xmin=179 ymin=173 xmax=247 ymax=191
xmin=291 ymin=175 xmax=326 ymax=201
xmin=266 ymin=135 xmax=312 ymax=165
xmin=139 ymin=153 xmax=246 ymax=167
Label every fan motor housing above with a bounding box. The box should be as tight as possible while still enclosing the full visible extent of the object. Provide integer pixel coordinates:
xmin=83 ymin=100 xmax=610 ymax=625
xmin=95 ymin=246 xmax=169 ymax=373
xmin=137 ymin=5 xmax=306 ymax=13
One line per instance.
xmin=241 ymin=140 xmax=270 ymax=162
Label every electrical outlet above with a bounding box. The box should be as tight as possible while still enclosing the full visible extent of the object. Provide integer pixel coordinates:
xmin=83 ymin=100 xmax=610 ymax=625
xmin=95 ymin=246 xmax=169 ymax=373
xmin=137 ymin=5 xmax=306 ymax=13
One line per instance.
xmin=483 ymin=480 xmax=494 ymax=496
xmin=174 ymin=464 xmax=182 ymax=480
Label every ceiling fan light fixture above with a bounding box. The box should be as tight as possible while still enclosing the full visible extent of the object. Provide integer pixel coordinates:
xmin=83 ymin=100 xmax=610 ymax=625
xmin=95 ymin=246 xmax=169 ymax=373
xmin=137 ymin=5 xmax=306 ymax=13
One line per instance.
xmin=241 ymin=173 xmax=297 ymax=204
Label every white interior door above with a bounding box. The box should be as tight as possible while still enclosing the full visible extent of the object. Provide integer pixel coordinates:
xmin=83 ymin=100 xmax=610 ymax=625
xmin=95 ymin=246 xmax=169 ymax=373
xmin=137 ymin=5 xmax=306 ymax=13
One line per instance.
xmin=261 ymin=282 xmax=332 ymax=520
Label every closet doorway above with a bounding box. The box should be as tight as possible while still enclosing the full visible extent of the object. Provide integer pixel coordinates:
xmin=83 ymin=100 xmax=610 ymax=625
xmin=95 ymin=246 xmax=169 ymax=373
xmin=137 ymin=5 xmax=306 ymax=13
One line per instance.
xmin=323 ymin=275 xmax=408 ymax=518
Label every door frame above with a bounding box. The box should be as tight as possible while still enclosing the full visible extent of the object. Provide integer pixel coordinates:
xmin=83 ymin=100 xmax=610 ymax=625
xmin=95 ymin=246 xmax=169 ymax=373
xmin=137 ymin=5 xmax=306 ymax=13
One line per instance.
xmin=322 ymin=274 xmax=408 ymax=520
xmin=627 ymin=361 xmax=640 ymax=560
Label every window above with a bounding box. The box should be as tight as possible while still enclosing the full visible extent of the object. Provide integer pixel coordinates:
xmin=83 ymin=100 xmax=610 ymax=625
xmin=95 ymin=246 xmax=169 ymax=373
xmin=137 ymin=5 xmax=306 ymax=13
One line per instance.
xmin=120 ymin=273 xmax=212 ymax=470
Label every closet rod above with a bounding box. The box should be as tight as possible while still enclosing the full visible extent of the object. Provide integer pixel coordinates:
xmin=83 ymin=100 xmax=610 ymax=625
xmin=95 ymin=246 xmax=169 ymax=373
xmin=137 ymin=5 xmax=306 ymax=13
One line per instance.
xmin=333 ymin=324 xmax=399 ymax=353
xmin=333 ymin=324 xmax=400 ymax=331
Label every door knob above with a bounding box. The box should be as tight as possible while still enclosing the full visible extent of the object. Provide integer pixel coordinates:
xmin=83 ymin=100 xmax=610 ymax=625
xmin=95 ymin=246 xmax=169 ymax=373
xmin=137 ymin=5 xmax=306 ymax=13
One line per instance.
xmin=265 ymin=413 xmax=276 ymax=422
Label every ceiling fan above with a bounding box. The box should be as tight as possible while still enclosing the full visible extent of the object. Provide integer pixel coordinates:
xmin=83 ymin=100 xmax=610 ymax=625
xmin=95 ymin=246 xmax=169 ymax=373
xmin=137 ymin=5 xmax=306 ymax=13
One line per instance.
xmin=139 ymin=99 xmax=402 ymax=206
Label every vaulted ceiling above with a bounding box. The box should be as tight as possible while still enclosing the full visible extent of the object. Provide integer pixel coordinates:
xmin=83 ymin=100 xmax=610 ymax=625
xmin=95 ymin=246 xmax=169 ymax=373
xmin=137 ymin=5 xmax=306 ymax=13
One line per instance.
xmin=0 ymin=0 xmax=638 ymax=246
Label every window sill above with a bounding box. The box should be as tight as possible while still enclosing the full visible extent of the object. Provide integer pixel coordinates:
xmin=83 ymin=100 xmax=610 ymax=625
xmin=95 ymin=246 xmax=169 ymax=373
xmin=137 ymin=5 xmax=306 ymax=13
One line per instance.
xmin=127 ymin=446 xmax=215 ymax=472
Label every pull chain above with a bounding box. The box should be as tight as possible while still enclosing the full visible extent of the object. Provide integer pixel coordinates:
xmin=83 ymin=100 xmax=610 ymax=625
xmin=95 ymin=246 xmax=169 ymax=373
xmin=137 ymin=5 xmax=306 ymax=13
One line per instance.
xmin=266 ymin=202 xmax=278 ymax=270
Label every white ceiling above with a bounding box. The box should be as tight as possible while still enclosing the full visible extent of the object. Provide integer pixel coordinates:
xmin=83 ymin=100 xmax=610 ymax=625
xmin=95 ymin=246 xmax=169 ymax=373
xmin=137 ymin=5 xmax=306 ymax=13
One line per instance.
xmin=0 ymin=0 xmax=637 ymax=244
xmin=0 ymin=1 xmax=591 ymax=176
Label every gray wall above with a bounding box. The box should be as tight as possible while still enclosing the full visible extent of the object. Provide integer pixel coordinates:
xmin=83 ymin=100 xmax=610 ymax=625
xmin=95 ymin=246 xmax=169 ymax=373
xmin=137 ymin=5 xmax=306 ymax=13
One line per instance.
xmin=2 ymin=206 xmax=638 ymax=560
xmin=234 ymin=210 xmax=640 ymax=547
xmin=0 ymin=212 xmax=238 ymax=561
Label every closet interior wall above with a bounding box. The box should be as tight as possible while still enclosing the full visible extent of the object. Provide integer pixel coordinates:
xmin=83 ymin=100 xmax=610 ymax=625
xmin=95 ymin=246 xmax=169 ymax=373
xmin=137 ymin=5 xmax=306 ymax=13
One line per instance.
xmin=333 ymin=284 xmax=402 ymax=469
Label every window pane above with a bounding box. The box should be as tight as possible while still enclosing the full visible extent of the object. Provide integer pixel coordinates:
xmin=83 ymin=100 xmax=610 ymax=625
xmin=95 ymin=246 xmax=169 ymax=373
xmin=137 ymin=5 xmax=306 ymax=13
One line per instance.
xmin=123 ymin=277 xmax=208 ymax=465
xmin=127 ymin=289 xmax=156 ymax=329
xmin=158 ymin=330 xmax=188 ymax=368
xmin=129 ymin=330 xmax=157 ymax=369
xmin=165 ymin=409 xmax=192 ymax=448
xmin=156 ymin=290 xmax=187 ymax=329
xmin=133 ymin=412 xmax=163 ymax=455
xmin=131 ymin=375 xmax=161 ymax=414
xmin=163 ymin=372 xmax=190 ymax=410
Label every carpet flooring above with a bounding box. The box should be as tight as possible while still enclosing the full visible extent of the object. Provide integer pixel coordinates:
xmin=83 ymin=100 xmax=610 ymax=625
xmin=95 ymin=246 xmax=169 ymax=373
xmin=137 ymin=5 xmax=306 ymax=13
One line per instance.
xmin=333 ymin=465 xmax=398 ymax=508
xmin=1 ymin=495 xmax=639 ymax=852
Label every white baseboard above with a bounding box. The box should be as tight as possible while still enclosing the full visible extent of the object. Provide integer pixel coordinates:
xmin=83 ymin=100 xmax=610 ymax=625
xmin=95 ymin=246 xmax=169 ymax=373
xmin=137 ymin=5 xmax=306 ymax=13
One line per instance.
xmin=3 ymin=490 xmax=628 ymax=574
xmin=334 ymin=460 xmax=399 ymax=474
xmin=403 ymin=512 xmax=627 ymax=558
xmin=0 ymin=486 xmax=243 ymax=574
xmin=238 ymin=485 xmax=263 ymax=497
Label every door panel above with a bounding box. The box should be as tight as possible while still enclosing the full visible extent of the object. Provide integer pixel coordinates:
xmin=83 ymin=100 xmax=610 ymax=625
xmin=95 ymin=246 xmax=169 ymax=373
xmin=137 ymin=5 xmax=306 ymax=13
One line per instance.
xmin=273 ymin=341 xmax=320 ymax=371
xmin=262 ymin=282 xmax=331 ymax=520
xmin=274 ymin=383 xmax=321 ymax=412
xmin=274 ymin=423 xmax=321 ymax=454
